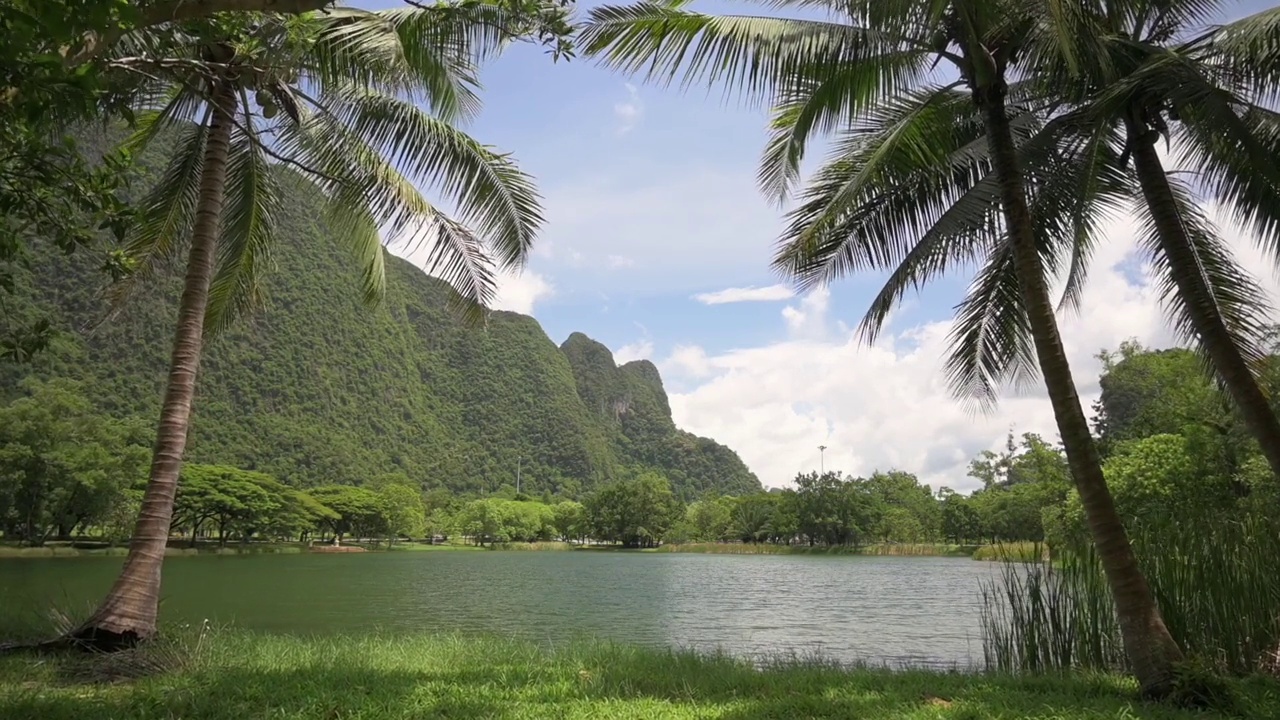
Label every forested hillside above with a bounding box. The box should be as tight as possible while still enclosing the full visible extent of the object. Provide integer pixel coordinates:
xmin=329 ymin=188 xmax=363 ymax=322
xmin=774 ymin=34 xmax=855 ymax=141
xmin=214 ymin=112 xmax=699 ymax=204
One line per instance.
xmin=0 ymin=156 xmax=760 ymax=500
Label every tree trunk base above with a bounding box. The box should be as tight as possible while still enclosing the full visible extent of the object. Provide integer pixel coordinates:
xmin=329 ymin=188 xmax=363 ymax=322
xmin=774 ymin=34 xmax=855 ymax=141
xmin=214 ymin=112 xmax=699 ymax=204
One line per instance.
xmin=65 ymin=625 xmax=146 ymax=653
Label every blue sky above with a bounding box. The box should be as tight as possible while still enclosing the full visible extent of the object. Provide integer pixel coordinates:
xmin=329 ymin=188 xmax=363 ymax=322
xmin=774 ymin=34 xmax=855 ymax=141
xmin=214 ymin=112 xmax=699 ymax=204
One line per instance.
xmin=351 ymin=0 xmax=1280 ymax=489
xmin=360 ymin=0 xmax=958 ymax=356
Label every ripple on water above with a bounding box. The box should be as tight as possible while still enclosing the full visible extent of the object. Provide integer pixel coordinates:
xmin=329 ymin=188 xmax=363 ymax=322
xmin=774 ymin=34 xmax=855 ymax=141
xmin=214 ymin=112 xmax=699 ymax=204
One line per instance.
xmin=0 ymin=551 xmax=994 ymax=667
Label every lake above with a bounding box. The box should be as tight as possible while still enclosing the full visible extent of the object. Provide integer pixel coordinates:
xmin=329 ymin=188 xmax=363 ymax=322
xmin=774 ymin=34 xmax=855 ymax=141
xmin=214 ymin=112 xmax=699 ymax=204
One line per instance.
xmin=0 ymin=551 xmax=997 ymax=667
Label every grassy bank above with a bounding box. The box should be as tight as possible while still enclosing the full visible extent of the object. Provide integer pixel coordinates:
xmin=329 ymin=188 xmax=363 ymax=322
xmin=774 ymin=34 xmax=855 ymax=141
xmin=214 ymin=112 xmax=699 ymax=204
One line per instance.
xmin=0 ymin=632 xmax=1274 ymax=719
xmin=0 ymin=540 xmax=492 ymax=558
xmin=971 ymin=542 xmax=1048 ymax=563
xmin=655 ymin=542 xmax=981 ymax=557
xmin=0 ymin=542 xmax=311 ymax=558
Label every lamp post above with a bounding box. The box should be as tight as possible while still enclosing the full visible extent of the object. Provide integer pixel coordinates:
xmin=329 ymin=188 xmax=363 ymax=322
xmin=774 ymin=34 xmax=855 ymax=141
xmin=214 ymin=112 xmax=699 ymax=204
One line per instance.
xmin=516 ymin=455 xmax=522 ymax=495
xmin=818 ymin=445 xmax=827 ymax=474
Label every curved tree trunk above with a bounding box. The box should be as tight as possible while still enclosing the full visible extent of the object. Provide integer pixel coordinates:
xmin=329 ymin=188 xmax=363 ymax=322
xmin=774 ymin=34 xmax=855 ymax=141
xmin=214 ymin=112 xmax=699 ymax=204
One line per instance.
xmin=71 ymin=80 xmax=238 ymax=648
xmin=1128 ymin=126 xmax=1280 ymax=481
xmin=977 ymin=83 xmax=1183 ymax=696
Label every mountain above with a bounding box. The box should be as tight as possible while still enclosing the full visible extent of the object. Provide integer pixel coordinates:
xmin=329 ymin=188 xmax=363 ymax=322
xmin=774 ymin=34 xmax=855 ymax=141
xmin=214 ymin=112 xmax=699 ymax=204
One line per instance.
xmin=0 ymin=153 xmax=761 ymax=500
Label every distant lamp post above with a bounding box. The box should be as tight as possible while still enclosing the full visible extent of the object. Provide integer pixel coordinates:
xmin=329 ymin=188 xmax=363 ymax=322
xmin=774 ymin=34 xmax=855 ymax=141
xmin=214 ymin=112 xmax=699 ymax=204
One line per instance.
xmin=818 ymin=445 xmax=828 ymax=474
xmin=516 ymin=455 xmax=522 ymax=495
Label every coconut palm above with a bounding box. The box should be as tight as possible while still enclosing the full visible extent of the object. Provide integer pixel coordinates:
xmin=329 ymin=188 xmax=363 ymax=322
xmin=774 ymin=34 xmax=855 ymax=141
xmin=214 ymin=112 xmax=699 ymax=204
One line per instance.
xmin=73 ymin=5 xmax=544 ymax=646
xmin=1019 ymin=0 xmax=1280 ymax=485
xmin=581 ymin=0 xmax=1184 ymax=694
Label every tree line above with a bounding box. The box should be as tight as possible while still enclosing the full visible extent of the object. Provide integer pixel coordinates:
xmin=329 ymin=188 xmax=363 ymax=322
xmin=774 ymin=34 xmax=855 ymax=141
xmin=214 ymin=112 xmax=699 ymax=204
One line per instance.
xmin=15 ymin=338 xmax=1260 ymax=554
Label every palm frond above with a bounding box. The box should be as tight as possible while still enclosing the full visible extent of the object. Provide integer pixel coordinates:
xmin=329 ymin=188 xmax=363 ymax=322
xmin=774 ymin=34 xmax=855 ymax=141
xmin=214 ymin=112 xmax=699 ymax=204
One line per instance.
xmin=1206 ymin=5 xmax=1280 ymax=87
xmin=320 ymin=88 xmax=543 ymax=269
xmin=123 ymin=120 xmax=208 ymax=273
xmin=322 ymin=187 xmax=389 ymax=307
xmin=415 ymin=208 xmax=497 ymax=326
xmin=757 ymin=69 xmax=948 ymax=203
xmin=1177 ymin=103 xmax=1280 ymax=267
xmin=771 ymin=86 xmax=986 ymax=284
xmin=581 ymin=4 xmax=926 ymax=109
xmin=303 ymin=7 xmax=483 ymax=123
xmin=279 ymin=103 xmax=505 ymax=311
xmin=1136 ymin=174 xmax=1273 ymax=373
xmin=204 ymin=121 xmax=280 ymax=335
xmin=943 ymin=240 xmax=1039 ymax=412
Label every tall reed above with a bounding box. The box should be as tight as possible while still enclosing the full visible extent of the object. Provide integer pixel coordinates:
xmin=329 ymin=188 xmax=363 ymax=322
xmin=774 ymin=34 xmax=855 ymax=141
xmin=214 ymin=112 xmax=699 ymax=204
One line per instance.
xmin=980 ymin=517 xmax=1280 ymax=675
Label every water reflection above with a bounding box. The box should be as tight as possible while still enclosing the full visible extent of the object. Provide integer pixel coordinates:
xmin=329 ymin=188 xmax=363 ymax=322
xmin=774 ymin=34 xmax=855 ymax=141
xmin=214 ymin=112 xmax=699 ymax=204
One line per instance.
xmin=0 ymin=551 xmax=996 ymax=667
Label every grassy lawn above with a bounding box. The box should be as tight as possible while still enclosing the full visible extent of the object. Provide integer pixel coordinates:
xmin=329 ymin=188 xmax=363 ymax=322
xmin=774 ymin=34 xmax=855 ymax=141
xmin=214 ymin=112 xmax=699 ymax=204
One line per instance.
xmin=1 ymin=633 xmax=1275 ymax=719
xmin=655 ymin=543 xmax=981 ymax=557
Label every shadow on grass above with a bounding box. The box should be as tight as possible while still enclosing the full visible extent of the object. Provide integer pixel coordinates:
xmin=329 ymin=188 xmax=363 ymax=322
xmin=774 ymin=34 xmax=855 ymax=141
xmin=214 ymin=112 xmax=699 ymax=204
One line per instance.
xmin=0 ymin=634 xmax=1273 ymax=719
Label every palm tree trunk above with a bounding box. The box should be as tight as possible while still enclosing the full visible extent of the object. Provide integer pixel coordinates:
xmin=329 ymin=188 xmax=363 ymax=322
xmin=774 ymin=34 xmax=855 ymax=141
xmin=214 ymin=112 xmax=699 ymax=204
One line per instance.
xmin=1127 ymin=124 xmax=1280 ymax=481
xmin=71 ymin=80 xmax=238 ymax=648
xmin=976 ymin=83 xmax=1183 ymax=696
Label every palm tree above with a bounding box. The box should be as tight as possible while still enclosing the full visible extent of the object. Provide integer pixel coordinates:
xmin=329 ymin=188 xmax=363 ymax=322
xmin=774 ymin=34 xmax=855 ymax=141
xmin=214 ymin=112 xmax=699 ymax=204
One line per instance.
xmin=72 ymin=5 xmax=544 ymax=646
xmin=581 ymin=0 xmax=1184 ymax=694
xmin=1023 ymin=1 xmax=1280 ymax=482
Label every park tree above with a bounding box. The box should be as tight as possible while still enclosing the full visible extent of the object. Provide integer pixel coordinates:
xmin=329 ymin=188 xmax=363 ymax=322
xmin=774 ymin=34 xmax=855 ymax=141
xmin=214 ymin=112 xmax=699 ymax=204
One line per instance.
xmin=309 ymin=485 xmax=386 ymax=544
xmin=171 ymin=464 xmax=279 ymax=546
xmin=264 ymin=487 xmax=337 ymax=542
xmin=966 ymin=433 xmax=1070 ymax=543
xmin=585 ymin=472 xmax=679 ymax=548
xmin=377 ymin=483 xmax=427 ymax=544
xmin=0 ymin=379 xmax=148 ymax=545
xmin=551 ymin=500 xmax=586 ymax=543
xmin=938 ymin=488 xmax=982 ymax=544
xmin=1094 ymin=344 xmax=1226 ymax=452
xmin=791 ymin=471 xmax=877 ymax=547
xmin=456 ymin=498 xmax=510 ymax=545
xmin=863 ymin=471 xmax=941 ymax=543
xmin=730 ymin=492 xmax=776 ymax=543
xmin=1094 ymin=343 xmax=1255 ymax=484
xmin=683 ymin=495 xmax=733 ymax=542
xmin=0 ymin=1 xmax=136 ymax=363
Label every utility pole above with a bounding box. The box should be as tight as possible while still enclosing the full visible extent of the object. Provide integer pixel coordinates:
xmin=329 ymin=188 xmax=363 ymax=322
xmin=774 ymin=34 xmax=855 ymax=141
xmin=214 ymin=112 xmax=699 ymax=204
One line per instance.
xmin=516 ymin=455 xmax=522 ymax=495
xmin=818 ymin=445 xmax=827 ymax=474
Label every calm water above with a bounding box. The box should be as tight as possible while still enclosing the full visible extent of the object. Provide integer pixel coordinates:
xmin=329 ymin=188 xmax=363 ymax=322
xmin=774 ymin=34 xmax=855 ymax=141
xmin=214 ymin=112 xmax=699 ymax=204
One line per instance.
xmin=0 ymin=552 xmax=997 ymax=667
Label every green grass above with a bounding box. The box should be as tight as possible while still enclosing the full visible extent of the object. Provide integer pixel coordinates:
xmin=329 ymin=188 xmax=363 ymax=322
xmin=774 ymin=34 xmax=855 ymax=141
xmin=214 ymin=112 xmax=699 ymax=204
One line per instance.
xmin=494 ymin=541 xmax=577 ymax=551
xmin=656 ymin=543 xmax=980 ymax=557
xmin=971 ymin=542 xmax=1048 ymax=563
xmin=0 ymin=632 xmax=1275 ymax=719
xmin=385 ymin=542 xmax=486 ymax=552
xmin=0 ymin=542 xmax=310 ymax=558
xmin=980 ymin=518 xmax=1280 ymax=676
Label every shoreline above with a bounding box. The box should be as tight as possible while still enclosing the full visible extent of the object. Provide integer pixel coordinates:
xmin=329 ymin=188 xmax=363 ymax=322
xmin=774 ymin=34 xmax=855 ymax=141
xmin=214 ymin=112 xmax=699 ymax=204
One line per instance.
xmin=0 ymin=540 xmax=1044 ymax=561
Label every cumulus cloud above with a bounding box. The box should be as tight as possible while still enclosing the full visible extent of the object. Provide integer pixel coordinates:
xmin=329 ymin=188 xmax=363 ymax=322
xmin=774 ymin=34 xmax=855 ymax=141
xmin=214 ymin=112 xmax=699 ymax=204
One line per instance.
xmin=781 ymin=288 xmax=832 ymax=340
xmin=491 ymin=268 xmax=555 ymax=316
xmin=662 ymin=204 xmax=1280 ymax=493
xmin=615 ymin=339 xmax=654 ymax=365
xmin=694 ymin=284 xmax=796 ymax=305
xmin=613 ymin=83 xmax=643 ymax=135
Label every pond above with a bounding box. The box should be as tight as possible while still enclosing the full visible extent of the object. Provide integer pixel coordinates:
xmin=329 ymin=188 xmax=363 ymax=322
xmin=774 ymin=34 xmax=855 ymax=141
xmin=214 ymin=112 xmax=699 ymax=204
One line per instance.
xmin=0 ymin=551 xmax=998 ymax=667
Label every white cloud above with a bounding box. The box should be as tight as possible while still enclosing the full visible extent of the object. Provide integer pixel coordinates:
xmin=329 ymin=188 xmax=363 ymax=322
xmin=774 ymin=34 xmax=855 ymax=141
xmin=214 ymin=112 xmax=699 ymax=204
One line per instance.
xmin=607 ymin=254 xmax=636 ymax=269
xmin=662 ymin=204 xmax=1280 ymax=493
xmin=491 ymin=268 xmax=555 ymax=316
xmin=613 ymin=83 xmax=643 ymax=135
xmin=781 ymin=288 xmax=831 ymax=340
xmin=615 ymin=339 xmax=654 ymax=365
xmin=540 ymin=165 xmax=783 ymax=294
xmin=693 ymin=284 xmax=796 ymax=305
